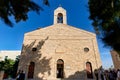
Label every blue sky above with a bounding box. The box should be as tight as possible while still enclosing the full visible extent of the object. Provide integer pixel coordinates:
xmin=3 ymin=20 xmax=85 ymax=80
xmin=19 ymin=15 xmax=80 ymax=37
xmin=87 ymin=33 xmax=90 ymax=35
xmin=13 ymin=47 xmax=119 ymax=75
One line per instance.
xmin=0 ymin=0 xmax=113 ymax=69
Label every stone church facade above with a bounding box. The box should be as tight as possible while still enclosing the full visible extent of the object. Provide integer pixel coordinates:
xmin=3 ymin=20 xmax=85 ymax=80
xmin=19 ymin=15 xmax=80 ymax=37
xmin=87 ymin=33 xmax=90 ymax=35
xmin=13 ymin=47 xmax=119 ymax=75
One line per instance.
xmin=18 ymin=7 xmax=102 ymax=80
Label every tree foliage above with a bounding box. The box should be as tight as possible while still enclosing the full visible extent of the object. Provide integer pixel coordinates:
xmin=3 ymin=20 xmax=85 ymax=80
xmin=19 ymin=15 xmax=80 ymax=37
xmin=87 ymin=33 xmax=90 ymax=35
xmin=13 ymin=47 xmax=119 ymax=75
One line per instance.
xmin=88 ymin=0 xmax=120 ymax=53
xmin=0 ymin=57 xmax=15 ymax=78
xmin=0 ymin=56 xmax=20 ymax=78
xmin=12 ymin=56 xmax=20 ymax=78
xmin=0 ymin=0 xmax=49 ymax=27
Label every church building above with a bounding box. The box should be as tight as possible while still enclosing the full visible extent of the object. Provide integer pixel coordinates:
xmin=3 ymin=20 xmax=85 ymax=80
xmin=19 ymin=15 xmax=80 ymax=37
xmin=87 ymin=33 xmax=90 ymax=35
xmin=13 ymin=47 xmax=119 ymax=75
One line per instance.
xmin=18 ymin=6 xmax=102 ymax=80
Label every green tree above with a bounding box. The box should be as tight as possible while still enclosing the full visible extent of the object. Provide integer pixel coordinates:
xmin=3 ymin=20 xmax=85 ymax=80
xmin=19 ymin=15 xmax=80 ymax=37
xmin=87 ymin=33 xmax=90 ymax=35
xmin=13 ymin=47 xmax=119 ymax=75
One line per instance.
xmin=88 ymin=0 xmax=120 ymax=54
xmin=0 ymin=56 xmax=20 ymax=78
xmin=12 ymin=56 xmax=20 ymax=78
xmin=0 ymin=57 xmax=15 ymax=78
xmin=0 ymin=0 xmax=49 ymax=27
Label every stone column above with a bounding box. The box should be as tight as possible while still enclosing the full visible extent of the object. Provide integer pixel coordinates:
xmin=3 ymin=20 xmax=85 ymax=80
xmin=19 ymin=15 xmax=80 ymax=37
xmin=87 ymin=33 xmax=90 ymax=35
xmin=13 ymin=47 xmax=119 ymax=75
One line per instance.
xmin=25 ymin=64 xmax=29 ymax=80
xmin=0 ymin=71 xmax=4 ymax=80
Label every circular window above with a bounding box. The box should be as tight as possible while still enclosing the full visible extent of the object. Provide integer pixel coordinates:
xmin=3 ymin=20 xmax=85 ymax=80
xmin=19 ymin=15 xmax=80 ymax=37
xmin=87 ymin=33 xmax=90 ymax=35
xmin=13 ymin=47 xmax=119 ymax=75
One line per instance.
xmin=32 ymin=47 xmax=37 ymax=52
xmin=84 ymin=47 xmax=89 ymax=52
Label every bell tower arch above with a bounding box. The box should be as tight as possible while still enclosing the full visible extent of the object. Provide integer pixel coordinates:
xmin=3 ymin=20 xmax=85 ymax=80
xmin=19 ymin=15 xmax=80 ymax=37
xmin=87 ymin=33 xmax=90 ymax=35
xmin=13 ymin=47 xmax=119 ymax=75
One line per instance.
xmin=54 ymin=6 xmax=67 ymax=24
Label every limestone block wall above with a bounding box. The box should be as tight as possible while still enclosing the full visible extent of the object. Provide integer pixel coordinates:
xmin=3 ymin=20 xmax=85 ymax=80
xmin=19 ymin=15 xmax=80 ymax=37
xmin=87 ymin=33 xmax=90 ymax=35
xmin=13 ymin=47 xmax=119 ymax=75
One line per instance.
xmin=0 ymin=71 xmax=4 ymax=80
xmin=110 ymin=50 xmax=120 ymax=69
xmin=18 ymin=34 xmax=101 ymax=80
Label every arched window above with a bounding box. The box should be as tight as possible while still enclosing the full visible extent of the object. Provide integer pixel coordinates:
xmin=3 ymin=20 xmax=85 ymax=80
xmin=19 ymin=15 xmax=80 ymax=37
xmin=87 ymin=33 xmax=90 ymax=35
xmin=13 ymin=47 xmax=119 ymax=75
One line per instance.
xmin=86 ymin=62 xmax=93 ymax=79
xmin=57 ymin=59 xmax=64 ymax=78
xmin=27 ymin=62 xmax=35 ymax=79
xmin=57 ymin=13 xmax=63 ymax=23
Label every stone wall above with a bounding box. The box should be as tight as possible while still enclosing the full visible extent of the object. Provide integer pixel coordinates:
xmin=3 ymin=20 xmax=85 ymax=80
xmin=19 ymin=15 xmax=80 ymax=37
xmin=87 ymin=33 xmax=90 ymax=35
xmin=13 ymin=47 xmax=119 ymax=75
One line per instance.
xmin=18 ymin=35 xmax=101 ymax=80
xmin=18 ymin=22 xmax=102 ymax=80
xmin=0 ymin=71 xmax=4 ymax=80
xmin=110 ymin=50 xmax=120 ymax=69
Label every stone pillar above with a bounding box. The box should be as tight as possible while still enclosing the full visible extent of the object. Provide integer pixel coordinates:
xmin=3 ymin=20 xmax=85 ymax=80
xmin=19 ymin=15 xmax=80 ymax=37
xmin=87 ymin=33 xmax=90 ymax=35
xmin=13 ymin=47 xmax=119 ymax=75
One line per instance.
xmin=25 ymin=65 xmax=28 ymax=80
xmin=0 ymin=71 xmax=4 ymax=80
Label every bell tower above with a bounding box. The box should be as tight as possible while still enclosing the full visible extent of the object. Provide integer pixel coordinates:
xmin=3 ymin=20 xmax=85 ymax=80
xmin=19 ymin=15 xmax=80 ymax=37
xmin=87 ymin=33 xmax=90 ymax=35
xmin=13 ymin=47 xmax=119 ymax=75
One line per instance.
xmin=54 ymin=6 xmax=67 ymax=24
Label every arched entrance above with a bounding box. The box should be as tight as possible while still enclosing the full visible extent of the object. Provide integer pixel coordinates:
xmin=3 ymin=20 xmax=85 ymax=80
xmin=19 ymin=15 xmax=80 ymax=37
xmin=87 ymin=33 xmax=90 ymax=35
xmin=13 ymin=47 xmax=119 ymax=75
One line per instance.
xmin=57 ymin=13 xmax=63 ymax=23
xmin=86 ymin=62 xmax=93 ymax=79
xmin=57 ymin=59 xmax=64 ymax=78
xmin=27 ymin=62 xmax=35 ymax=79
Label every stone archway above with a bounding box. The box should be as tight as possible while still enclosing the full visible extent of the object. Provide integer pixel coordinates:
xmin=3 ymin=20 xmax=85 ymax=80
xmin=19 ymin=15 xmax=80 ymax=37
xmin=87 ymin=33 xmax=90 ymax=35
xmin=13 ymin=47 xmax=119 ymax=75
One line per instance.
xmin=27 ymin=62 xmax=35 ymax=79
xmin=57 ymin=13 xmax=63 ymax=23
xmin=86 ymin=62 xmax=93 ymax=79
xmin=57 ymin=59 xmax=64 ymax=78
